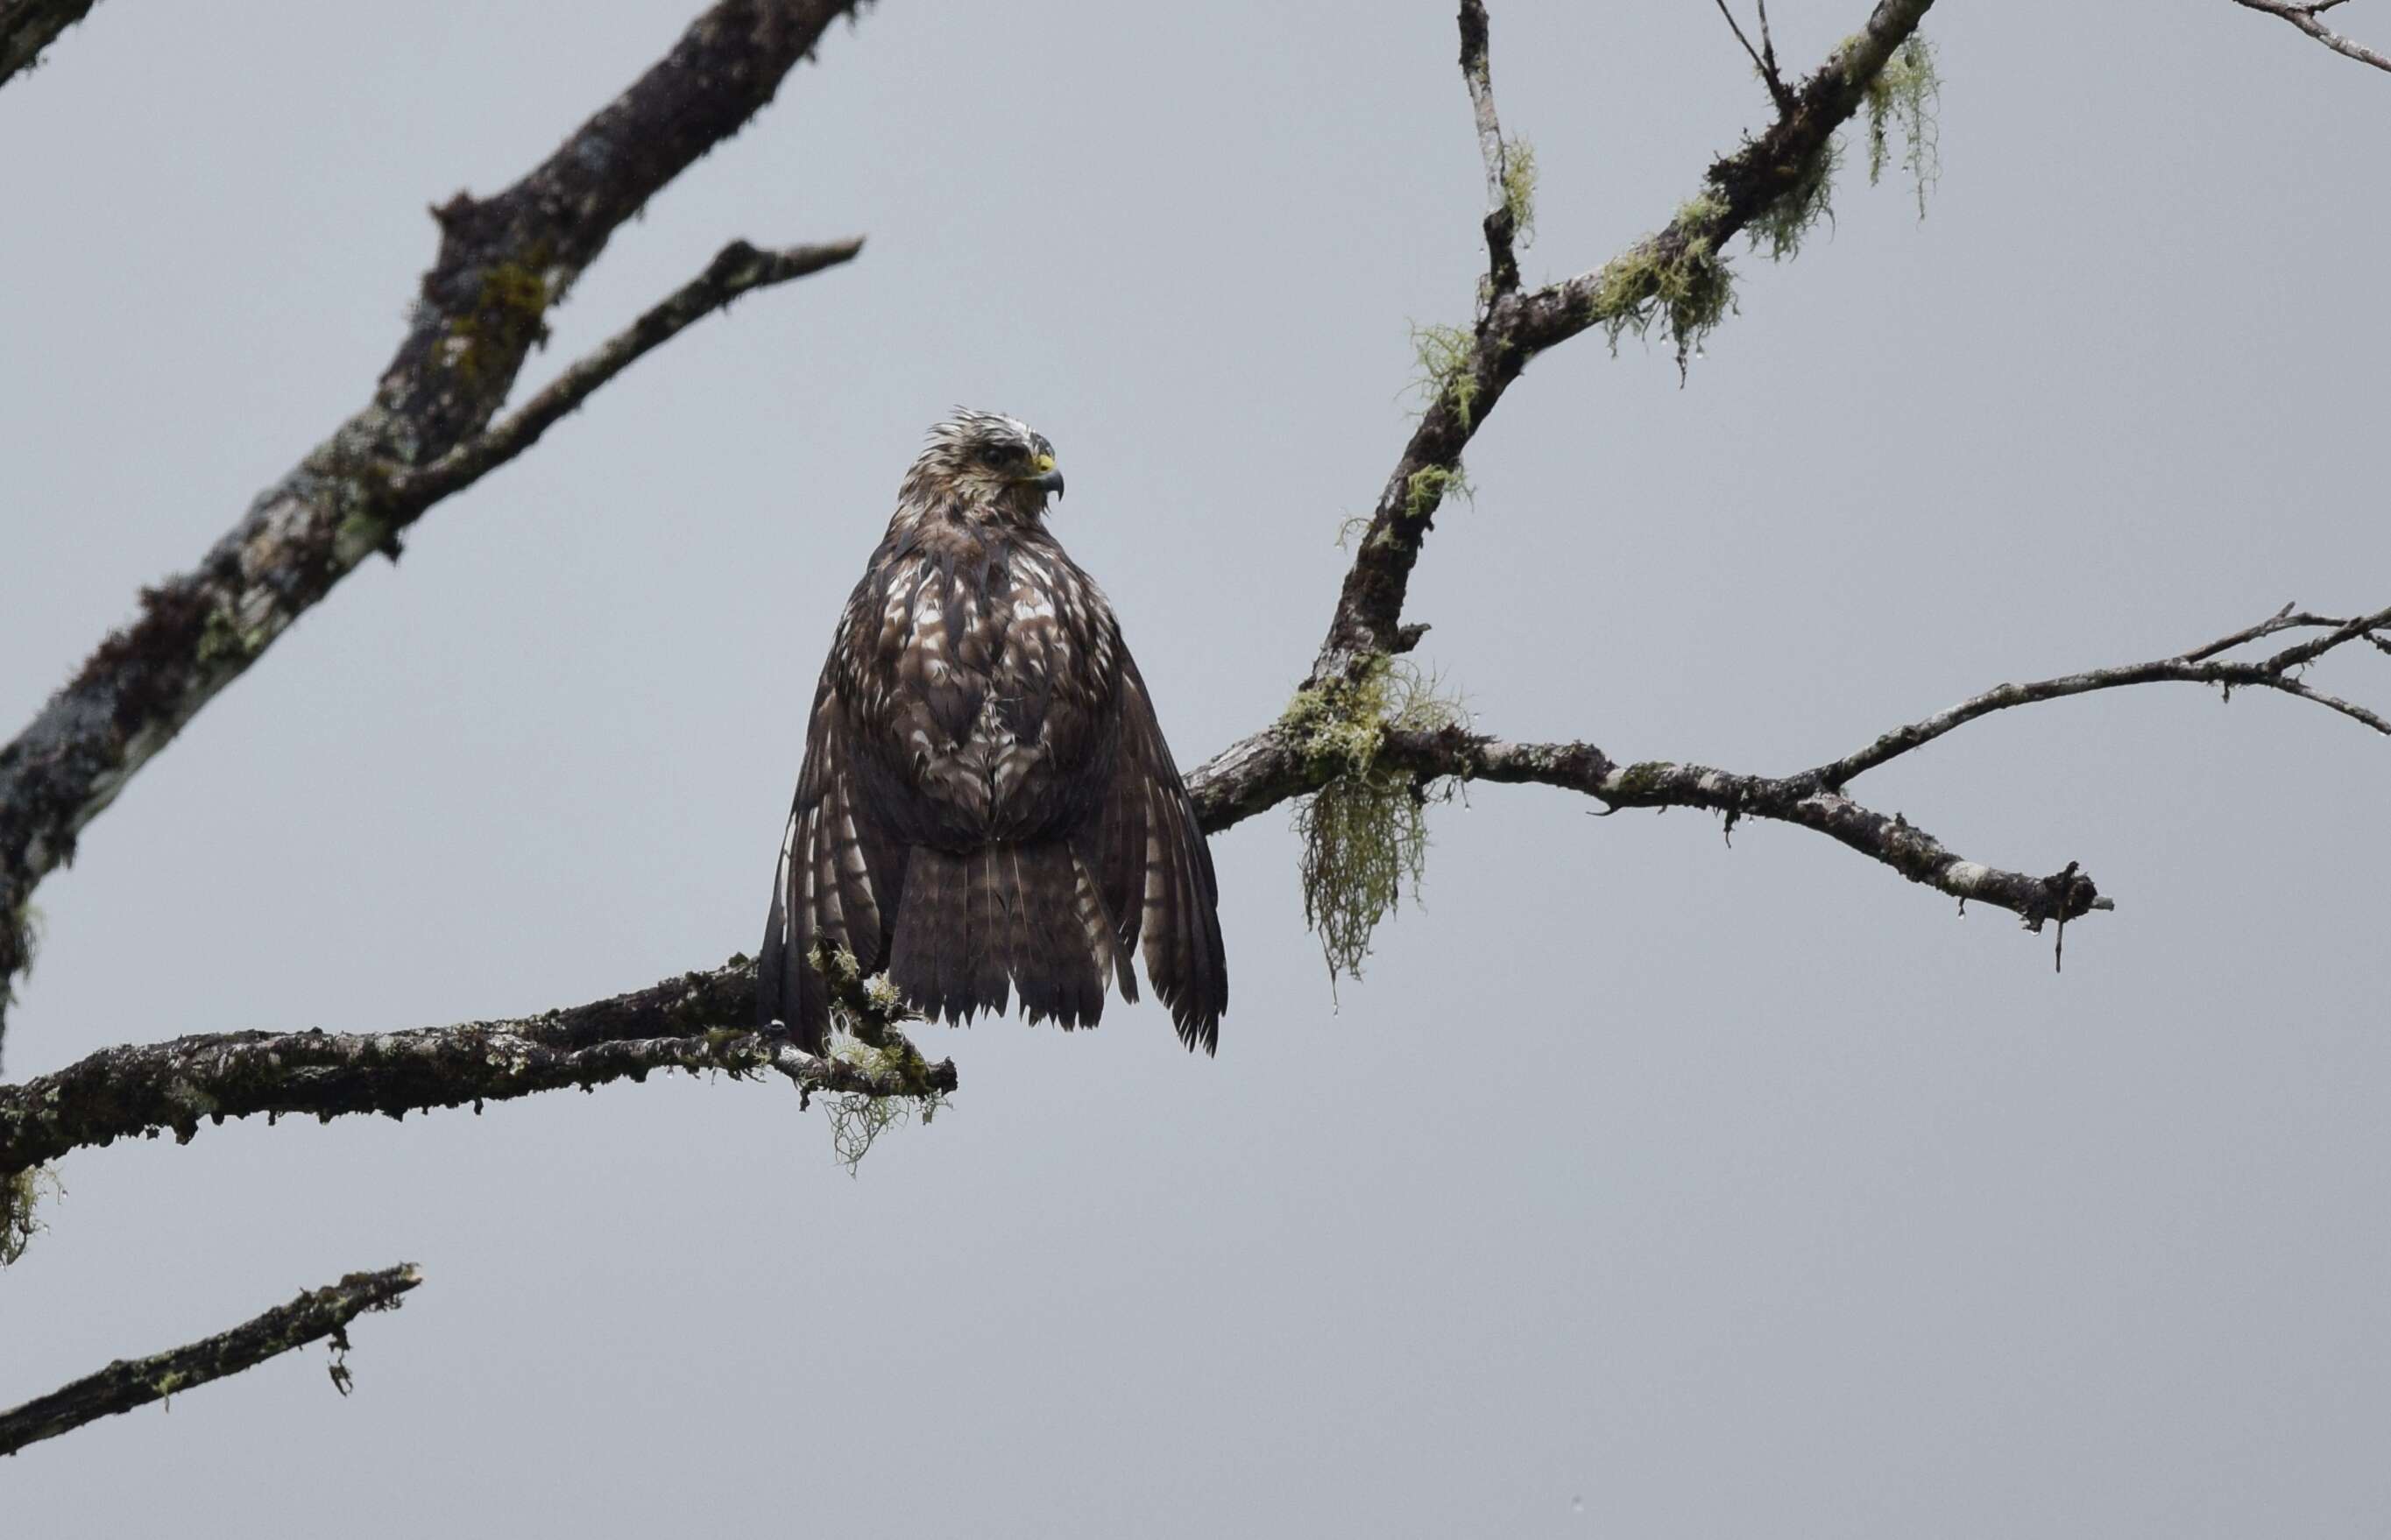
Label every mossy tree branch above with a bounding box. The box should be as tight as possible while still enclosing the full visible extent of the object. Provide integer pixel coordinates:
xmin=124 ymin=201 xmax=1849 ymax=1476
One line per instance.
xmin=0 ymin=1264 xmax=421 ymax=1457
xmin=1188 ymin=720 xmax=2113 ymax=938
xmin=0 ymin=0 xmax=875 ymax=1059
xmin=1315 ymin=0 xmax=1938 ymax=688
xmin=0 ymin=961 xmax=953 ymax=1176
xmin=0 ymin=0 xmax=95 ymax=90
xmin=1186 ymin=593 xmax=2391 ymax=951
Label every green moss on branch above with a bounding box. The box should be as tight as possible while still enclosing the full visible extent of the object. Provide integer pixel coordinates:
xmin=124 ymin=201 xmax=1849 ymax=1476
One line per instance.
xmin=1409 ymin=322 xmax=1482 ymax=428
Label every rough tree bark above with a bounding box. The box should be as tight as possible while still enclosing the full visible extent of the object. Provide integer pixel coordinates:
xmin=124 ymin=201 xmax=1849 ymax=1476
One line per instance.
xmin=0 ymin=0 xmax=95 ymax=88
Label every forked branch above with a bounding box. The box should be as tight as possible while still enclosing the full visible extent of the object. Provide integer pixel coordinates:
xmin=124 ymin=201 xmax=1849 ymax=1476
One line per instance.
xmin=1813 ymin=602 xmax=2391 ymax=788
xmin=2229 ymin=0 xmax=2391 ymax=73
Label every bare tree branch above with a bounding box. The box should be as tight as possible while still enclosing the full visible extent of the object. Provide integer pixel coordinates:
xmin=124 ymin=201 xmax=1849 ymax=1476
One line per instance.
xmin=1383 ymin=731 xmax=2113 ymax=932
xmin=2230 ymin=0 xmax=2391 ymax=73
xmin=0 ymin=963 xmax=953 ymax=1176
xmin=0 ymin=1263 xmax=421 ymax=1457
xmin=1812 ymin=601 xmax=2391 ymax=788
xmin=0 ymin=0 xmax=94 ymax=90
xmin=1458 ymin=0 xmax=1524 ymax=300
xmin=1187 ymin=722 xmax=2112 ymax=936
xmin=383 ymin=237 xmax=863 ymax=512
xmin=1756 ymin=0 xmax=1785 ymax=93
xmin=1711 ymin=0 xmax=1795 ymax=109
xmin=0 ymin=0 xmax=875 ymax=1055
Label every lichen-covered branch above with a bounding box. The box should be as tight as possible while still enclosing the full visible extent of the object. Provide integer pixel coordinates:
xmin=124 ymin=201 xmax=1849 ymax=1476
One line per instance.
xmin=0 ymin=0 xmax=94 ymax=89
xmin=0 ymin=0 xmax=874 ymax=1056
xmin=1186 ymin=717 xmax=2109 ymax=936
xmin=1812 ymin=601 xmax=2391 ymax=788
xmin=1192 ymin=592 xmax=2391 ymax=958
xmin=2229 ymin=0 xmax=2391 ymax=73
xmin=0 ymin=961 xmax=954 ymax=1176
xmin=0 ymin=1263 xmax=421 ymax=1457
xmin=1315 ymin=0 xmax=1936 ymax=686
xmin=1376 ymin=729 xmax=2112 ymax=933
xmin=1262 ymin=0 xmax=1937 ymax=973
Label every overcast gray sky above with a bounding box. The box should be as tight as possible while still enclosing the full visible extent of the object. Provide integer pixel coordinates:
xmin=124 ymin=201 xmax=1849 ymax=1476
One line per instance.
xmin=4 ymin=2 xmax=2387 ymax=1535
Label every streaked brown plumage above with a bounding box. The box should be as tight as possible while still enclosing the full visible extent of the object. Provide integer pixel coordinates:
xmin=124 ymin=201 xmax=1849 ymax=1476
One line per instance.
xmin=759 ymin=411 xmax=1228 ymax=1053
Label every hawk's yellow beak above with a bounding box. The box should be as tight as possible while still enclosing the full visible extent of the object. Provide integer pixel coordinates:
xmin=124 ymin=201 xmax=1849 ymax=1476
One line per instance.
xmin=1030 ymin=453 xmax=1065 ymax=498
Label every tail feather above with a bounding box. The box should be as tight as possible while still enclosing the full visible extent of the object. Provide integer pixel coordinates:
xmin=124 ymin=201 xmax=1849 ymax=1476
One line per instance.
xmin=966 ymin=846 xmax=1009 ymax=1019
xmin=890 ymin=848 xmax=964 ymax=1022
xmin=888 ymin=841 xmax=1113 ymax=1029
xmin=1072 ymin=848 xmax=1132 ymax=1004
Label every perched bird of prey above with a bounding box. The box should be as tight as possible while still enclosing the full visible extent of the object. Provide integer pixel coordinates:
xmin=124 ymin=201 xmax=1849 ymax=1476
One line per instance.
xmin=760 ymin=410 xmax=1228 ymax=1054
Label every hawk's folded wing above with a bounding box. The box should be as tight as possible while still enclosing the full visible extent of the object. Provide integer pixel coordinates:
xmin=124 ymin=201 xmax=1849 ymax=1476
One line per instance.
xmin=1077 ymin=645 xmax=1228 ymax=1052
xmin=758 ymin=673 xmax=906 ymax=1052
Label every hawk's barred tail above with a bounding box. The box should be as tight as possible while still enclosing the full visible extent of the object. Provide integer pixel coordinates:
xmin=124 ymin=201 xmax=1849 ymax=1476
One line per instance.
xmin=888 ymin=842 xmax=1112 ymax=1030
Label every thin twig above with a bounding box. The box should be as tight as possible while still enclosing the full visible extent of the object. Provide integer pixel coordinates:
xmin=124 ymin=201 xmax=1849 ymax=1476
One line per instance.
xmin=1457 ymin=0 xmax=1522 ymax=300
xmin=0 ymin=1264 xmax=421 ymax=1456
xmin=1712 ymin=0 xmax=1794 ymax=108
xmin=2228 ymin=0 xmax=2391 ymax=72
xmin=1756 ymin=0 xmax=1784 ymax=88
xmin=386 ymin=237 xmax=862 ymax=510
xmin=1811 ymin=600 xmax=2391 ymax=788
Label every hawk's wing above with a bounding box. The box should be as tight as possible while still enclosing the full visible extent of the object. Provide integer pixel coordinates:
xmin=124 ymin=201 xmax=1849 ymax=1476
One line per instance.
xmin=758 ymin=653 xmax=907 ymax=1052
xmin=1076 ymin=640 xmax=1228 ymax=1052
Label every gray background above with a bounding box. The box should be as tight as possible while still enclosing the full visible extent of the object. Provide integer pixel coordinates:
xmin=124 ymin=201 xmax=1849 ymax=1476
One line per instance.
xmin=4 ymin=2 xmax=2386 ymax=1535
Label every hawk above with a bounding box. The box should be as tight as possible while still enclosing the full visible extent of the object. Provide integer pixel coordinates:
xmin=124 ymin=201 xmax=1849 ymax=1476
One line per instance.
xmin=759 ymin=411 xmax=1228 ymax=1054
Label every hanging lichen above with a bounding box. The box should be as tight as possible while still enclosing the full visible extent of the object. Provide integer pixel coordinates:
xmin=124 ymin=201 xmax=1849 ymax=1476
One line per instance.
xmin=803 ymin=944 xmax=950 ymax=1175
xmin=1747 ymin=138 xmax=1843 ymax=262
xmin=1864 ymin=34 xmax=1941 ymax=216
xmin=1584 ymin=196 xmax=1740 ymax=366
xmin=1501 ymin=136 xmax=1539 ymax=249
xmin=2 ymin=1165 xmax=61 ymax=1267
xmin=1282 ymin=658 xmax=1468 ymax=984
xmin=823 ymin=1039 xmax=947 ymax=1176
xmin=2 ymin=901 xmax=38 ymax=1016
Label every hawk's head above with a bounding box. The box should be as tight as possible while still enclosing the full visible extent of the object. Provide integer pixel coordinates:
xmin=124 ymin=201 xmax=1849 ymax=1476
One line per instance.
xmin=900 ymin=409 xmax=1065 ymax=523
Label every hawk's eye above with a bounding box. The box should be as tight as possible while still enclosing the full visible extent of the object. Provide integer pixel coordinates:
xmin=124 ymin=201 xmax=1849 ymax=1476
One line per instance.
xmin=980 ymin=442 xmax=1025 ymax=469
